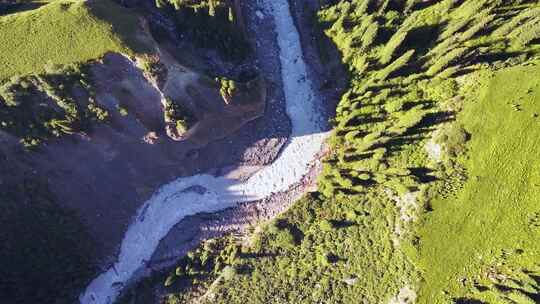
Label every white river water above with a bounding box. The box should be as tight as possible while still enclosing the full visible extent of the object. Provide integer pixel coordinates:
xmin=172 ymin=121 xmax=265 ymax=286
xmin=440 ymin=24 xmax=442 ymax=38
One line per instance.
xmin=80 ymin=0 xmax=328 ymax=302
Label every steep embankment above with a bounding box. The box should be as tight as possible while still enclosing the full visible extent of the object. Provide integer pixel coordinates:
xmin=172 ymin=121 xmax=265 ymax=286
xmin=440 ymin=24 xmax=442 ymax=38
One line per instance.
xmin=79 ymin=0 xmax=328 ymax=303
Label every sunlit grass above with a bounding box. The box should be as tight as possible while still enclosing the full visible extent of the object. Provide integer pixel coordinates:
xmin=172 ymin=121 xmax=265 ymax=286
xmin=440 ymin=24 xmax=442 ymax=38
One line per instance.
xmin=0 ymin=0 xmax=152 ymax=81
xmin=418 ymin=64 xmax=540 ymax=303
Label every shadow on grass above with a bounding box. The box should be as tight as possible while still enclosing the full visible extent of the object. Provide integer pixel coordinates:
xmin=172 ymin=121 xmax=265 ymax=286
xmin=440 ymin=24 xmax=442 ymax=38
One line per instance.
xmin=86 ymin=0 xmax=155 ymax=54
xmin=0 ymin=2 xmax=45 ymax=16
xmin=453 ymin=298 xmax=486 ymax=304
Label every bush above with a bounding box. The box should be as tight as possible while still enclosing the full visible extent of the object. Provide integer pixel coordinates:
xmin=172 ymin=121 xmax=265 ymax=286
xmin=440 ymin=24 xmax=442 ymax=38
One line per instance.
xmin=216 ymin=77 xmax=238 ymax=104
xmin=436 ymin=123 xmax=469 ymax=157
xmin=221 ymin=266 xmax=236 ymax=281
xmin=163 ymin=98 xmax=196 ymax=134
xmin=319 ymin=219 xmax=334 ymax=231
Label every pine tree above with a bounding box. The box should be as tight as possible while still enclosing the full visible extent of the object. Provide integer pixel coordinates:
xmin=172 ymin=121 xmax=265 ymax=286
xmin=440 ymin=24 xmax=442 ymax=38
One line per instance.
xmin=379 ymin=30 xmax=409 ymax=65
xmin=453 ymin=0 xmax=489 ymax=19
xmin=439 ymin=18 xmax=470 ymax=41
xmin=510 ymin=17 xmax=540 ymax=46
xmin=350 ymin=54 xmax=369 ymax=75
xmin=436 ymin=66 xmax=460 ymax=79
xmin=378 ymin=0 xmax=390 ymax=13
xmin=492 ymin=8 xmax=540 ymax=38
xmin=427 ymin=47 xmax=468 ymax=76
xmin=405 ymin=0 xmax=417 ymax=13
xmin=361 ymin=21 xmax=379 ymax=49
xmin=459 ymin=13 xmax=495 ymax=42
xmin=155 ymin=0 xmax=167 ymax=8
xmin=355 ymin=0 xmax=370 ymax=16
xmin=377 ymin=49 xmax=415 ymax=81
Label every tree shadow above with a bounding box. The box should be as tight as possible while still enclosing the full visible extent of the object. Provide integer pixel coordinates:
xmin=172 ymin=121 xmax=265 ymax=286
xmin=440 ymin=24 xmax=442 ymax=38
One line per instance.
xmin=472 ymin=51 xmax=528 ymax=65
xmin=275 ymin=219 xmax=305 ymax=244
xmin=402 ymin=24 xmax=444 ymax=59
xmin=383 ymin=109 xmax=455 ymax=155
xmin=0 ymin=2 xmax=45 ymax=16
xmin=453 ymin=298 xmax=486 ymax=304
xmin=409 ymin=167 xmax=438 ymax=183
xmin=330 ymin=219 xmax=356 ymax=229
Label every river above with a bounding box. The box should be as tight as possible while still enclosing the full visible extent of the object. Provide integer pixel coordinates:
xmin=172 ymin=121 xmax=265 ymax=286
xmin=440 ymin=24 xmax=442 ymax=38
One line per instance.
xmin=80 ymin=0 xmax=328 ymax=302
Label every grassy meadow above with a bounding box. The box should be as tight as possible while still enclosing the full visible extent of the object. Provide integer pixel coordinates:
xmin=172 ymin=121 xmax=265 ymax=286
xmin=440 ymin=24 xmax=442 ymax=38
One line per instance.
xmin=418 ymin=65 xmax=540 ymax=303
xmin=0 ymin=0 xmax=151 ymax=81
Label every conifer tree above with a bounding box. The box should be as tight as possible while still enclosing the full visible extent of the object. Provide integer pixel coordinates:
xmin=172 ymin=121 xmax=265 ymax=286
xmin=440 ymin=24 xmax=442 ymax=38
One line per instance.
xmin=492 ymin=8 xmax=540 ymax=37
xmin=379 ymin=30 xmax=409 ymax=65
xmin=378 ymin=49 xmax=415 ymax=81
xmin=510 ymin=17 xmax=540 ymax=46
xmin=427 ymin=47 xmax=468 ymax=76
xmin=362 ymin=21 xmax=379 ymax=49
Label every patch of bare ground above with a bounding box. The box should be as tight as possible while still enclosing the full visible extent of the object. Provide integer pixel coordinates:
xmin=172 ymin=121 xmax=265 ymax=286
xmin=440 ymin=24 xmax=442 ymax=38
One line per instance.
xmin=389 ymin=286 xmax=417 ymax=304
xmin=385 ymin=188 xmax=421 ymax=247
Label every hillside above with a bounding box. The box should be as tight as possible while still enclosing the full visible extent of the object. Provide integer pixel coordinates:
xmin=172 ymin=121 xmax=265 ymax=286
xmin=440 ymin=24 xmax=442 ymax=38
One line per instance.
xmin=120 ymin=0 xmax=540 ymax=303
xmin=2 ymin=0 xmax=540 ymax=304
xmin=0 ymin=0 xmax=152 ymax=81
xmin=0 ymin=1 xmax=269 ymax=303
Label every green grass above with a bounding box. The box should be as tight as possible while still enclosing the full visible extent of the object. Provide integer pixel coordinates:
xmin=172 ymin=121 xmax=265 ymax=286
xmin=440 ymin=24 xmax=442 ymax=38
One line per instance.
xmin=417 ymin=64 xmax=540 ymax=303
xmin=202 ymin=193 xmax=413 ymax=304
xmin=0 ymin=0 xmax=152 ymax=81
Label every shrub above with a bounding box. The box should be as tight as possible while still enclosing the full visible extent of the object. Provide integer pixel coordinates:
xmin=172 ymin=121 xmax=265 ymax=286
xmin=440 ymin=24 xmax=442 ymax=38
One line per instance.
xmin=216 ymin=77 xmax=238 ymax=104
xmin=221 ymin=266 xmax=236 ymax=281
xmin=436 ymin=123 xmax=469 ymax=157
xmin=163 ymin=98 xmax=196 ymax=134
xmin=275 ymin=229 xmax=297 ymax=249
xmin=319 ymin=219 xmax=334 ymax=231
xmin=117 ymin=104 xmax=129 ymax=117
xmin=87 ymin=102 xmax=109 ymax=122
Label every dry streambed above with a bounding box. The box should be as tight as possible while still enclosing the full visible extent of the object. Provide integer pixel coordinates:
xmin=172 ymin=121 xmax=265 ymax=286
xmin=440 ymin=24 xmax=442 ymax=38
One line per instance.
xmin=80 ymin=0 xmax=328 ymax=303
